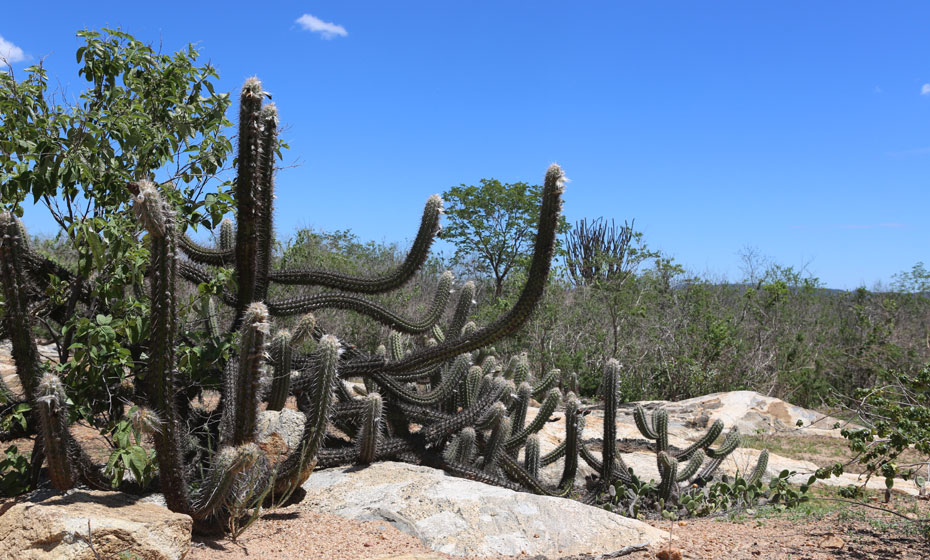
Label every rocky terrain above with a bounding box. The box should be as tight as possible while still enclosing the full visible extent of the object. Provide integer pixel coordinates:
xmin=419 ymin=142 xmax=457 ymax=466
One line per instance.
xmin=2 ymin=342 xmax=928 ymax=559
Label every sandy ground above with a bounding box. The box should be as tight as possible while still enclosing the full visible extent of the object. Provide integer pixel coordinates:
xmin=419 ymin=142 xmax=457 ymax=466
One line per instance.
xmin=181 ymin=491 xmax=930 ymax=560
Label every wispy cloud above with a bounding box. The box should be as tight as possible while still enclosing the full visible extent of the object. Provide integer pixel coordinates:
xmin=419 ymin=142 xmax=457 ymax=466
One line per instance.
xmin=873 ymin=86 xmax=882 ymax=94
xmin=296 ymin=14 xmax=348 ymax=39
xmin=0 ymin=35 xmax=25 ymax=64
xmin=922 ymin=83 xmax=930 ymax=95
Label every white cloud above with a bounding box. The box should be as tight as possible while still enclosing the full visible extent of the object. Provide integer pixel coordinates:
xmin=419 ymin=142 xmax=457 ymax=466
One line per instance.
xmin=921 ymin=83 xmax=930 ymax=95
xmin=0 ymin=35 xmax=25 ymax=64
xmin=296 ymin=14 xmax=348 ymax=39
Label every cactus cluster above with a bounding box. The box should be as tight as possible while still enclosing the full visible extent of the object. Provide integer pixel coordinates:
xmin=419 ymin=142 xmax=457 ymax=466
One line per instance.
xmin=576 ymin=358 xmax=769 ymax=511
xmin=0 ymin=75 xmax=774 ymax=530
xmin=0 ymin=77 xmax=573 ymax=532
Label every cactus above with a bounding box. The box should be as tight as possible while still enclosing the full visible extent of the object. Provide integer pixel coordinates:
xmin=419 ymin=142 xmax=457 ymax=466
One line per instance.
xmin=0 ymin=75 xmax=571 ymax=533
xmin=267 ymin=329 xmax=293 ymax=411
xmin=631 ymin=404 xmax=765 ymax=506
xmin=357 ymin=392 xmax=383 ymax=464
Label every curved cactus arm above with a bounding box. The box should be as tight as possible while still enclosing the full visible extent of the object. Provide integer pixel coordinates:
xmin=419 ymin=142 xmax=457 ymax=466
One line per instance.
xmin=330 ymin=399 xmax=369 ymax=421
xmin=657 ymin=451 xmax=678 ymax=503
xmin=508 ymin=382 xmax=532 ymax=441
xmin=341 ymin=164 xmax=565 ymax=377
xmin=178 ymin=261 xmax=239 ymax=306
xmin=274 ymin=334 xmax=340 ymax=488
xmin=430 ymin=324 xmax=445 ymax=345
xmin=446 ymin=281 xmax=475 ymax=341
xmin=504 ymin=387 xmax=560 ymax=452
xmin=464 ymin=366 xmax=483 ymax=408
xmin=228 ymin=303 xmax=270 ymax=446
xmin=480 ymin=355 xmax=499 ymax=378
xmin=178 ymin=232 xmax=235 ymax=266
xmin=677 ymin=449 xmax=704 ymax=482
xmin=501 ymin=355 xmax=517 ymax=381
xmin=705 ymin=428 xmax=740 ymax=459
xmin=746 ymin=449 xmax=769 ymax=486
xmin=254 ymin=103 xmax=278 ymax=303
xmin=389 ymin=331 xmax=406 ymax=361
xmin=499 ymin=453 xmax=571 ymax=497
xmin=530 ymin=369 xmax=558 ymax=401
xmin=579 ymin=441 xmax=633 ymax=485
xmin=524 ymin=433 xmax=541 ymax=479
xmin=539 ymin=439 xmax=567 ymax=467
xmin=395 ymin=402 xmax=453 ymax=425
xmin=633 ymin=405 xmax=657 ymax=441
xmin=558 ymin=393 xmax=581 ymax=492
xmin=265 ymin=271 xmax=454 ymax=335
xmin=369 ymin=353 xmax=470 ymax=406
xmin=483 ymin=414 xmax=511 ymax=473
xmin=511 ymin=353 xmax=530 ymax=386
xmin=190 ymin=444 xmax=262 ymax=520
xmin=317 ymin=445 xmax=360 ymax=468
xmin=654 ymin=408 xmax=669 ymax=454
xmin=673 ymin=419 xmax=723 ymax=461
xmin=268 ymin=195 xmax=442 ymax=293
xmin=443 ymin=426 xmax=477 ymax=465
xmin=420 ymin=378 xmax=508 ymax=443
xmin=695 ymin=455 xmax=726 ymax=482
xmin=442 ymin=458 xmax=523 ymax=492
xmin=232 ymin=77 xmax=266 ymax=325
xmin=267 ymin=329 xmax=293 ymax=411
xmin=357 ymin=392 xmax=383 ymax=464
xmin=476 ymin=400 xmax=506 ymax=431
xmin=131 ymin=181 xmax=191 ymax=514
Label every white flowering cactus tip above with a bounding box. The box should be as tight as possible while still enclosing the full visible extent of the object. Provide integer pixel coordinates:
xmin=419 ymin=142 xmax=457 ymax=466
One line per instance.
xmin=319 ymin=334 xmax=344 ymax=356
xmin=260 ymin=102 xmax=278 ymax=122
xmin=131 ymin=181 xmax=168 ymax=238
xmin=243 ymin=76 xmax=263 ymax=95
xmin=244 ymin=302 xmax=270 ymax=332
xmin=131 ymin=406 xmax=165 ymax=436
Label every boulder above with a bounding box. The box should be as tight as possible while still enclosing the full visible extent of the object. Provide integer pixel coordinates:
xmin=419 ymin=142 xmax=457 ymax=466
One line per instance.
xmin=0 ymin=489 xmax=191 ymax=560
xmin=623 ymin=391 xmax=852 ymax=439
xmin=256 ymin=408 xmax=306 ymax=459
xmin=300 ymin=461 xmax=665 ymax=557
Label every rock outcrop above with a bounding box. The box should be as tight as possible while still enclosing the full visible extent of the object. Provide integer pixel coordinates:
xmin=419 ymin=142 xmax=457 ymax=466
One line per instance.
xmin=301 ymin=461 xmax=665 ymax=557
xmin=0 ymin=489 xmax=192 ymax=560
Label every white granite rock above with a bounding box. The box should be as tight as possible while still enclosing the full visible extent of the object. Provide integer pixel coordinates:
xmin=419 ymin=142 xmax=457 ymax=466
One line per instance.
xmin=300 ymin=461 xmax=665 ymax=557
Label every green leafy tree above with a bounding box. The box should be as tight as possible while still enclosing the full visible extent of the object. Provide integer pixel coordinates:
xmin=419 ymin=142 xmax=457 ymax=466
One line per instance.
xmin=441 ymin=178 xmax=568 ymax=299
xmin=0 ymin=28 xmax=235 ymax=427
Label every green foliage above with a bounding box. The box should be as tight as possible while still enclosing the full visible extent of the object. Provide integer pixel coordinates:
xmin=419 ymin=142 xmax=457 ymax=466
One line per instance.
xmin=441 ymin=178 xmax=568 ymax=298
xmin=1 ymin=28 xmax=233 ymax=227
xmin=0 ymin=28 xmax=235 ymax=430
xmin=603 ymin=465 xmax=812 ymax=519
xmin=104 ymin=410 xmax=156 ymax=488
xmin=842 ymin=363 xmax=930 ymax=492
xmin=0 ymin=445 xmax=30 ymax=496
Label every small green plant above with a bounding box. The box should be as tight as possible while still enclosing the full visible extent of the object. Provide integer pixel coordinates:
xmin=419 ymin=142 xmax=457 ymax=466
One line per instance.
xmin=104 ymin=408 xmax=156 ymax=489
xmin=0 ymin=444 xmax=30 ymax=496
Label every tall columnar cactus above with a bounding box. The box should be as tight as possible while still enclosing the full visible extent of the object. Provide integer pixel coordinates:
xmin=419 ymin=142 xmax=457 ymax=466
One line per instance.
xmin=0 ymin=75 xmax=573 ymax=531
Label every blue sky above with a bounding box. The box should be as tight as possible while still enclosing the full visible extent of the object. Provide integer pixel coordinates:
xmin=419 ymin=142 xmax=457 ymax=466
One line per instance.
xmin=2 ymin=2 xmax=928 ymax=289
